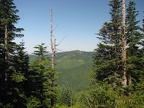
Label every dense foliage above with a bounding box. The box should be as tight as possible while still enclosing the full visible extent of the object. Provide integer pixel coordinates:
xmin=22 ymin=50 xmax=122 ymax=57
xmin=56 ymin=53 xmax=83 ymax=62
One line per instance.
xmin=27 ymin=43 xmax=57 ymax=108
xmin=0 ymin=1 xmax=57 ymax=107
xmin=81 ymin=0 xmax=144 ymax=108
xmin=0 ymin=0 xmax=143 ymax=108
xmin=0 ymin=0 xmax=25 ymax=107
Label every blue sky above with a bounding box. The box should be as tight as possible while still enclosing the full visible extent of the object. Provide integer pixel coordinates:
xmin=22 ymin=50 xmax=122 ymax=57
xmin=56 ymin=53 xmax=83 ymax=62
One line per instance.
xmin=14 ymin=0 xmax=144 ymax=54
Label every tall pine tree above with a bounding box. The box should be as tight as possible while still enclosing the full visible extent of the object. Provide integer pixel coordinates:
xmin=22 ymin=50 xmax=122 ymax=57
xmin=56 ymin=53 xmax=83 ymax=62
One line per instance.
xmin=126 ymin=0 xmax=144 ymax=86
xmin=10 ymin=41 xmax=29 ymax=107
xmin=93 ymin=0 xmax=122 ymax=88
xmin=28 ymin=43 xmax=57 ymax=108
xmin=0 ymin=0 xmax=24 ymax=107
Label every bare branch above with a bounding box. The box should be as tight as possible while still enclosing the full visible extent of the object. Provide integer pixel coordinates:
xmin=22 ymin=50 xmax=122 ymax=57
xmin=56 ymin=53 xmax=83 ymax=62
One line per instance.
xmin=56 ymin=48 xmax=65 ymax=52
xmin=56 ymin=35 xmax=68 ymax=46
xmin=52 ymin=24 xmax=58 ymax=32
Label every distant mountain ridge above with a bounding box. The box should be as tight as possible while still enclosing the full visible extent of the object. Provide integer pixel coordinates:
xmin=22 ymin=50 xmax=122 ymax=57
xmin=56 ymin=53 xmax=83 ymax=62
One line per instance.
xmin=29 ymin=50 xmax=94 ymax=93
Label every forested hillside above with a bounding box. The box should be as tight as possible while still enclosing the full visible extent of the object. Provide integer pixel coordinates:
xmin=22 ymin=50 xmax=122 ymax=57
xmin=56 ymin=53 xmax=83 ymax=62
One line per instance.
xmin=55 ymin=50 xmax=93 ymax=93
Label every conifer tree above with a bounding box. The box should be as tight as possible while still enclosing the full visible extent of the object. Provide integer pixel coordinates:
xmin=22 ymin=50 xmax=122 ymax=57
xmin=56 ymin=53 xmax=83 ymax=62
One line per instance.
xmin=28 ymin=43 xmax=57 ymax=108
xmin=93 ymin=0 xmax=122 ymax=88
xmin=93 ymin=0 xmax=144 ymax=89
xmin=10 ymin=41 xmax=29 ymax=107
xmin=126 ymin=0 xmax=144 ymax=85
xmin=0 ymin=0 xmax=24 ymax=107
xmin=92 ymin=1 xmax=144 ymax=104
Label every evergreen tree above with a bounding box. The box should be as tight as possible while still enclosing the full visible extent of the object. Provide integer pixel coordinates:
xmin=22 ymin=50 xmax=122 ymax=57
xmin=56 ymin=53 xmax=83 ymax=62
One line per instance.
xmin=126 ymin=0 xmax=144 ymax=86
xmin=92 ymin=0 xmax=122 ymax=88
xmin=11 ymin=41 xmax=29 ymax=107
xmin=28 ymin=43 xmax=57 ymax=108
xmin=91 ymin=0 xmax=144 ymax=107
xmin=92 ymin=0 xmax=144 ymax=89
xmin=0 ymin=0 xmax=24 ymax=107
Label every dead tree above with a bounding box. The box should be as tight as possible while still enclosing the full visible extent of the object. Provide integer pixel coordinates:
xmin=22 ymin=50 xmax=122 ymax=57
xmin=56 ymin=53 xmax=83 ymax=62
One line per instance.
xmin=50 ymin=9 xmax=56 ymax=70
xmin=50 ymin=8 xmax=67 ymax=107
xmin=50 ymin=8 xmax=57 ymax=108
xmin=121 ymin=0 xmax=127 ymax=88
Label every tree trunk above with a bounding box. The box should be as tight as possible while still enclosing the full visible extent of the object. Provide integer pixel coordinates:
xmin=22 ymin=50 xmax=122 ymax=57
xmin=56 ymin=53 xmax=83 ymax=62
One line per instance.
xmin=51 ymin=98 xmax=55 ymax=108
xmin=4 ymin=24 xmax=8 ymax=61
xmin=121 ymin=0 xmax=127 ymax=88
xmin=50 ymin=8 xmax=55 ymax=108
xmin=50 ymin=9 xmax=54 ymax=69
xmin=128 ymin=73 xmax=132 ymax=85
xmin=4 ymin=24 xmax=8 ymax=83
